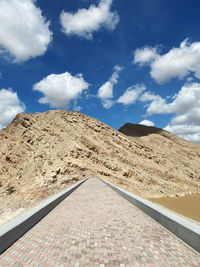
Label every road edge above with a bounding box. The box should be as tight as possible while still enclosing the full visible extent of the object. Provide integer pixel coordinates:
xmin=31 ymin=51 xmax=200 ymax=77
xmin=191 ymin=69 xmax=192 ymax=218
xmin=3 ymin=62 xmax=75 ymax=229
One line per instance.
xmin=101 ymin=178 xmax=200 ymax=253
xmin=0 ymin=178 xmax=87 ymax=254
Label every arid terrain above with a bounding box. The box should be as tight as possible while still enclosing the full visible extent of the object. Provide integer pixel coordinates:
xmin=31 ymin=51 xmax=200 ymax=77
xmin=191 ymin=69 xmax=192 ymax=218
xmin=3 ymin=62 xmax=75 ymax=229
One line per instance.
xmin=0 ymin=110 xmax=200 ymax=225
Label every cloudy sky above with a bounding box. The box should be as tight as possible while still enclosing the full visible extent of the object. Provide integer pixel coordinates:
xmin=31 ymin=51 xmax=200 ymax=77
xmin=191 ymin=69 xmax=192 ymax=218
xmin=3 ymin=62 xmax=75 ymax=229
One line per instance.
xmin=0 ymin=0 xmax=200 ymax=143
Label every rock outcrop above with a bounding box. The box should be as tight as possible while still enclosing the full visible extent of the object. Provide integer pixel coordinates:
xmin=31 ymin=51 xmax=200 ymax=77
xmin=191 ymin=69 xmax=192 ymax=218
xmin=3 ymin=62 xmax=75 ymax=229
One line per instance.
xmin=0 ymin=110 xmax=200 ymax=224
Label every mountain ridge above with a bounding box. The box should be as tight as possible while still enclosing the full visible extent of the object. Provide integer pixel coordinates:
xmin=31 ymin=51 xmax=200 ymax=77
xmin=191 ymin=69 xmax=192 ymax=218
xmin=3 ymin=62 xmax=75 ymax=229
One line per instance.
xmin=0 ymin=110 xmax=200 ymax=225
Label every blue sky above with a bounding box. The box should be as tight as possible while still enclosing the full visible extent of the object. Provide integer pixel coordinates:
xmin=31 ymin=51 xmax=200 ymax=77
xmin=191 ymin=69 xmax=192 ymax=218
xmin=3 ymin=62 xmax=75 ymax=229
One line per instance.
xmin=1 ymin=0 xmax=200 ymax=143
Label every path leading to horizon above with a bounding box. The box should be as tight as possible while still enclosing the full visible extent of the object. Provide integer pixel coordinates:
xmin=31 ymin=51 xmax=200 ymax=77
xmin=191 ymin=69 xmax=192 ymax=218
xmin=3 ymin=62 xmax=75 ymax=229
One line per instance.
xmin=0 ymin=178 xmax=199 ymax=266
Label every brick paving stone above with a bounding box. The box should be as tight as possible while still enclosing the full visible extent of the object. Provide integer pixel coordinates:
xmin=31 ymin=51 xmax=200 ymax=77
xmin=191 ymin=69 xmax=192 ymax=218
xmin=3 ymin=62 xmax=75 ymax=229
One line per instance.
xmin=0 ymin=177 xmax=200 ymax=266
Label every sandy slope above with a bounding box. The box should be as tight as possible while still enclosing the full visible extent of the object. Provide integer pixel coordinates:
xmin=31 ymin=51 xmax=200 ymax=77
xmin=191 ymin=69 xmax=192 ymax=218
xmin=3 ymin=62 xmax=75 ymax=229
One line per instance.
xmin=0 ymin=110 xmax=200 ymax=225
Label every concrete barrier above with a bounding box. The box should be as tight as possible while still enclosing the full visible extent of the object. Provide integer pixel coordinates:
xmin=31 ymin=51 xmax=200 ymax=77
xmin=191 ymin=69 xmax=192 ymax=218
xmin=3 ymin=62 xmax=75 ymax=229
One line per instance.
xmin=101 ymin=178 xmax=200 ymax=253
xmin=0 ymin=178 xmax=87 ymax=254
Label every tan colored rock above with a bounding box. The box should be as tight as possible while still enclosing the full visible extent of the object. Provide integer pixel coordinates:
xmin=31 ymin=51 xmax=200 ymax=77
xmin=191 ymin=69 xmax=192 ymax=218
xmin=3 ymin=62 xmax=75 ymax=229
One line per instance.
xmin=0 ymin=110 xmax=200 ymax=225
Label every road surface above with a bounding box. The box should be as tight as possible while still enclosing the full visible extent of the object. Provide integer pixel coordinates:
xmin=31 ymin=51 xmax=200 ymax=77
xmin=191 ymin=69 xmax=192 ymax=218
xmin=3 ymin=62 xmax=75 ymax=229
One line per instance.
xmin=0 ymin=178 xmax=199 ymax=266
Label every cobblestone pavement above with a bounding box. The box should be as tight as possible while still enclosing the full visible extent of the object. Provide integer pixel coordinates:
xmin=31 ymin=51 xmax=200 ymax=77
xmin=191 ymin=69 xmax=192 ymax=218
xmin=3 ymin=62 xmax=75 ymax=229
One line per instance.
xmin=0 ymin=178 xmax=200 ymax=266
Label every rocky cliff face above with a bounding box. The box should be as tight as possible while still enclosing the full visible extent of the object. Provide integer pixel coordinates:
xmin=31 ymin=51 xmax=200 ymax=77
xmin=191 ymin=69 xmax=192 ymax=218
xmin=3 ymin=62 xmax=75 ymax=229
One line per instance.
xmin=0 ymin=110 xmax=200 ymax=225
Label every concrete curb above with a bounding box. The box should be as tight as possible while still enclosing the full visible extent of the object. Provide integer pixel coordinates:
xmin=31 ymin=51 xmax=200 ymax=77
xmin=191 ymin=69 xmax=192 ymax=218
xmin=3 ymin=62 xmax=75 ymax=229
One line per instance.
xmin=101 ymin=178 xmax=200 ymax=253
xmin=0 ymin=178 xmax=87 ymax=255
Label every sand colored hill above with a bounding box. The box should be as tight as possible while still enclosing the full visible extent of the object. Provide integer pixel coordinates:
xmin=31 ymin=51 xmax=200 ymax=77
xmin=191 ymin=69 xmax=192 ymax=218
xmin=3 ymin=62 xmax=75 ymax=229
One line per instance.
xmin=0 ymin=110 xmax=200 ymax=225
xmin=119 ymin=123 xmax=200 ymax=222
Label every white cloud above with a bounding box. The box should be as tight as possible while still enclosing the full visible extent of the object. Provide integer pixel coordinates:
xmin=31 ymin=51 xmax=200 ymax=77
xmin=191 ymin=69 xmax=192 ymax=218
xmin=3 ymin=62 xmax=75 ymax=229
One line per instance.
xmin=98 ymin=81 xmax=113 ymax=99
xmin=165 ymin=124 xmax=200 ymax=144
xmin=0 ymin=0 xmax=52 ymax=62
xmin=60 ymin=0 xmax=119 ymax=39
xmin=141 ymin=82 xmax=200 ymax=143
xmin=133 ymin=46 xmax=158 ymax=66
xmin=146 ymin=82 xmax=200 ymax=115
xmin=98 ymin=65 xmax=123 ymax=108
xmin=139 ymin=91 xmax=157 ymax=102
xmin=101 ymin=99 xmax=114 ymax=109
xmin=0 ymin=88 xmax=25 ymax=130
xmin=134 ymin=38 xmax=200 ymax=83
xmin=186 ymin=77 xmax=193 ymax=82
xmin=33 ymin=72 xmax=89 ymax=108
xmin=117 ymin=84 xmax=145 ymax=105
xmin=139 ymin=120 xmax=155 ymax=127
xmin=146 ymin=95 xmax=168 ymax=115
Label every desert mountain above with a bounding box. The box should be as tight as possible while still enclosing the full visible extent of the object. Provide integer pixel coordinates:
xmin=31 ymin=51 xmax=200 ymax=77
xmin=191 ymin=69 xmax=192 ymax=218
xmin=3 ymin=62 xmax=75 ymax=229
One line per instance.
xmin=0 ymin=110 xmax=200 ymax=225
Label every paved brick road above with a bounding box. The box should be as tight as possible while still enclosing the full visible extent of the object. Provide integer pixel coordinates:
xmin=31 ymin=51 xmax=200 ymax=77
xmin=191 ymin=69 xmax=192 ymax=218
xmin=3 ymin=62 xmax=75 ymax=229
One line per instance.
xmin=0 ymin=178 xmax=200 ymax=266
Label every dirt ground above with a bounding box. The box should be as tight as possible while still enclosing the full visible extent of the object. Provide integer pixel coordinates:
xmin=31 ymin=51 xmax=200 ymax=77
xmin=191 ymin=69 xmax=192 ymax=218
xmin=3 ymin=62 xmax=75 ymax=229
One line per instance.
xmin=148 ymin=193 xmax=200 ymax=223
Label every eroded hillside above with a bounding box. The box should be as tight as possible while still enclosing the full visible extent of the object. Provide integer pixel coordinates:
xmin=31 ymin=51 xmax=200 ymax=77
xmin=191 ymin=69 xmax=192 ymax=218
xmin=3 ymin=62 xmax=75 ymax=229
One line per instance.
xmin=0 ymin=110 xmax=200 ymax=225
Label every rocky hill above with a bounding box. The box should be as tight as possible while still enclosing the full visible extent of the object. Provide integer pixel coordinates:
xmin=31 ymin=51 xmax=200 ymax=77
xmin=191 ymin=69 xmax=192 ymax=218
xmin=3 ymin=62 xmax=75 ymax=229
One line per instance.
xmin=0 ymin=110 xmax=200 ymax=225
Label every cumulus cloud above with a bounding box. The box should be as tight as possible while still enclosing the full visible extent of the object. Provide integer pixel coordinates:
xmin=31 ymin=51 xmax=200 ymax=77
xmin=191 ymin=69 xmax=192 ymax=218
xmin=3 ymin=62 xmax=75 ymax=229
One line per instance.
xmin=146 ymin=83 xmax=200 ymax=115
xmin=139 ymin=91 xmax=157 ymax=102
xmin=0 ymin=88 xmax=25 ymax=130
xmin=60 ymin=0 xmax=119 ymax=39
xmin=33 ymin=72 xmax=89 ymax=108
xmin=134 ymin=38 xmax=200 ymax=83
xmin=117 ymin=84 xmax=145 ymax=105
xmin=133 ymin=47 xmax=158 ymax=66
xmin=98 ymin=81 xmax=113 ymax=99
xmin=141 ymin=82 xmax=200 ymax=143
xmin=101 ymin=99 xmax=114 ymax=109
xmin=98 ymin=65 xmax=123 ymax=108
xmin=139 ymin=120 xmax=155 ymax=127
xmin=146 ymin=95 xmax=168 ymax=115
xmin=164 ymin=83 xmax=200 ymax=143
xmin=187 ymin=77 xmax=193 ymax=82
xmin=0 ymin=0 xmax=52 ymax=62
xmin=165 ymin=124 xmax=200 ymax=143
